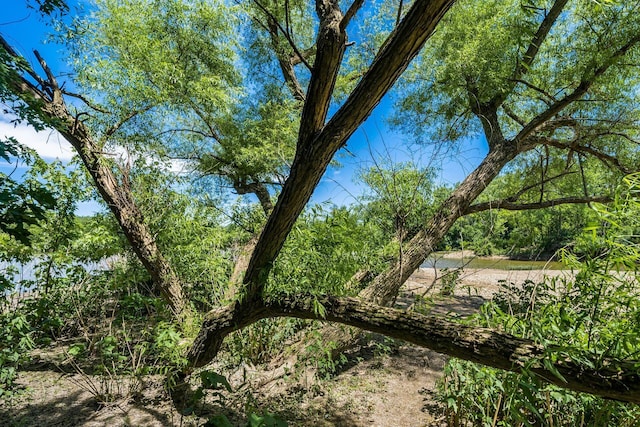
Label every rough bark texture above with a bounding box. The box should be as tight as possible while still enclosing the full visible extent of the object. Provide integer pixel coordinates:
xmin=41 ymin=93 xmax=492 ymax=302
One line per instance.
xmin=187 ymin=294 xmax=640 ymax=404
xmin=242 ymin=0 xmax=456 ymax=299
xmin=187 ymin=299 xmax=267 ymax=368
xmin=0 ymin=35 xmax=188 ymax=317
xmin=187 ymin=0 xmax=639 ymax=385
xmin=225 ymin=235 xmax=260 ymax=301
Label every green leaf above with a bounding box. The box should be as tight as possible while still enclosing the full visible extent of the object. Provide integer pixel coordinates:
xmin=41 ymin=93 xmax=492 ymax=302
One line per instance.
xmin=205 ymin=414 xmax=234 ymax=427
xmin=200 ymin=370 xmax=232 ymax=392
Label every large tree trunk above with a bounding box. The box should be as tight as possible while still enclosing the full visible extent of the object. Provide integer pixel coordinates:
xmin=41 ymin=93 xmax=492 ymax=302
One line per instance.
xmin=241 ymin=0 xmax=456 ymax=300
xmin=186 ymin=294 xmax=640 ymax=404
xmin=359 ymin=141 xmax=520 ymax=305
xmin=0 ymin=36 xmax=188 ymax=317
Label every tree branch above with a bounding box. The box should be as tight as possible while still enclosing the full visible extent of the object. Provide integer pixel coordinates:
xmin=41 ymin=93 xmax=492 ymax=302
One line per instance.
xmin=516 ymin=0 xmax=569 ymax=81
xmin=498 ymin=170 xmax=577 ymax=205
xmin=290 ymin=45 xmax=316 ymax=66
xmin=465 ymin=195 xmax=612 ymax=215
xmin=60 ymin=90 xmax=110 ymax=114
xmin=511 ymin=78 xmax=557 ymax=105
xmin=233 ymin=179 xmax=274 ymax=215
xmin=492 ymin=0 xmax=569 ymax=108
xmin=295 ymin=0 xmax=346 ymax=144
xmin=241 ymin=0 xmax=455 ymax=301
xmin=103 ymin=105 xmax=153 ymax=141
xmin=187 ymin=294 xmax=640 ymax=404
xmin=515 ymin=33 xmax=640 ymax=148
xmin=157 ymin=127 xmax=216 ymax=140
xmin=502 ymin=104 xmax=527 ymax=127
xmin=537 ymin=137 xmax=633 ymax=174
xmin=33 ymin=50 xmax=58 ymax=92
xmin=0 ymin=35 xmax=50 ymax=103
xmin=340 ymin=0 xmax=365 ymax=31
xmin=252 ymin=0 xmax=312 ymax=71
xmin=265 ymin=16 xmax=306 ymax=102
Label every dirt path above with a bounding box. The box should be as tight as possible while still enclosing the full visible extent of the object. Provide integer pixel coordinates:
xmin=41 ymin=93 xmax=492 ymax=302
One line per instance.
xmin=1 ymin=267 xmax=566 ymax=426
xmin=408 ymin=265 xmax=571 ymax=300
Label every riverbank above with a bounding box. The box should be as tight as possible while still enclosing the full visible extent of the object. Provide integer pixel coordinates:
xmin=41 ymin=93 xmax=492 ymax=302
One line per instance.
xmin=408 ymin=265 xmax=571 ymax=301
xmin=424 ymin=250 xmax=566 ymax=271
xmin=2 ymin=265 xmax=572 ymax=427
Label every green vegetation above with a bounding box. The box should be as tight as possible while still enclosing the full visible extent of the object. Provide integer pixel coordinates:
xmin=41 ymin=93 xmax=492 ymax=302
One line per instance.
xmin=0 ymin=138 xmax=56 ymax=245
xmin=437 ymin=174 xmax=640 ymax=426
xmin=2 ymin=0 xmax=640 ymax=424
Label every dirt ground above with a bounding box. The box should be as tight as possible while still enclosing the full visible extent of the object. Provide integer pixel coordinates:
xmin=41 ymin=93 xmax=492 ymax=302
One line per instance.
xmin=1 ymin=264 xmax=566 ymax=427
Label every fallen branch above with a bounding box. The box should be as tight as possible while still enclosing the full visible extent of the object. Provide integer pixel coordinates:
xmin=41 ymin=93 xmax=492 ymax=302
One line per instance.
xmin=186 ymin=294 xmax=640 ymax=404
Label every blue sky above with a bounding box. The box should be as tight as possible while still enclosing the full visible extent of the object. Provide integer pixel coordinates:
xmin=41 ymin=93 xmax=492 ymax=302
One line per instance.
xmin=1 ymin=1 xmax=487 ymax=214
xmin=1 ymin=2 xmax=78 ymax=161
xmin=0 ymin=1 xmax=102 ymax=215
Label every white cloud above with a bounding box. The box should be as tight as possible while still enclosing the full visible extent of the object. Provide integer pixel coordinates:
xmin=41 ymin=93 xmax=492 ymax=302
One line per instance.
xmin=167 ymin=159 xmax=193 ymax=175
xmin=0 ymin=117 xmax=75 ymax=161
xmin=0 ymin=115 xmax=195 ymax=176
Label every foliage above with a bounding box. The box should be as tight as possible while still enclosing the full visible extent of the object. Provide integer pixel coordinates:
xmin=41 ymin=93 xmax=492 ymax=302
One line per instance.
xmin=63 ymin=0 xmax=298 ymax=204
xmin=436 ymin=174 xmax=640 ymax=426
xmin=0 ymin=312 xmax=34 ymax=398
xmin=205 ymin=411 xmax=288 ymax=427
xmin=302 ymin=330 xmax=348 ymax=380
xmin=358 ymin=161 xmax=436 ymax=242
xmin=397 ymin=0 xmax=640 ymax=145
xmin=63 ymin=318 xmax=188 ymax=405
xmin=0 ymin=138 xmax=56 ymax=245
xmin=267 ymin=205 xmax=386 ymax=297
xmin=130 ymin=169 xmax=234 ymax=309
xmin=2 ymin=0 xmax=640 ymax=417
xmin=184 ymin=370 xmax=288 ymax=427
xmin=0 ymin=148 xmax=94 ymax=398
xmin=438 ymin=357 xmax=639 ymax=427
xmin=225 ymin=317 xmax=305 ymax=366
xmin=438 ymin=268 xmax=459 ymax=296
xmin=28 ymin=0 xmax=69 ymax=16
xmin=443 ymin=202 xmax=596 ymax=258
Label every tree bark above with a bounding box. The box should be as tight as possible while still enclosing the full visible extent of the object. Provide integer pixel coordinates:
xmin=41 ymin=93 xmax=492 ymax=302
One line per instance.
xmin=466 ymin=196 xmax=613 ymax=214
xmin=0 ymin=36 xmax=188 ymax=317
xmin=359 ymin=141 xmax=520 ymax=305
xmin=187 ymin=294 xmax=640 ymax=404
xmin=242 ymin=0 xmax=456 ymax=299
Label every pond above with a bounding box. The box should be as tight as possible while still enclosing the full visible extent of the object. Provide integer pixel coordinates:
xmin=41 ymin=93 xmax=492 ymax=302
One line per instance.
xmin=422 ymin=253 xmax=566 ymax=271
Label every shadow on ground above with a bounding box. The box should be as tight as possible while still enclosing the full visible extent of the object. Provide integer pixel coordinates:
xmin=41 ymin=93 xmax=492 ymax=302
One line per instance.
xmin=0 ymin=373 xmax=181 ymax=427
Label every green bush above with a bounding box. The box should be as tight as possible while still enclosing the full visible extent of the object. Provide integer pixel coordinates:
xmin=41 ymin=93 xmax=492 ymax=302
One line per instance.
xmin=436 ymin=174 xmax=640 ymax=426
xmin=0 ymin=312 xmax=34 ymax=398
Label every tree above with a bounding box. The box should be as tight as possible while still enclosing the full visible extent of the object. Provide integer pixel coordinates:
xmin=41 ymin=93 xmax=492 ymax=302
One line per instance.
xmin=0 ymin=137 xmax=56 ymax=245
xmin=2 ymin=0 xmax=640 ymax=403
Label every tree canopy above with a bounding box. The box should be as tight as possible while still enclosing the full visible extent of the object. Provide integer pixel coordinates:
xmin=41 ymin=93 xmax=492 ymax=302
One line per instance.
xmin=2 ymin=0 xmax=640 ymax=407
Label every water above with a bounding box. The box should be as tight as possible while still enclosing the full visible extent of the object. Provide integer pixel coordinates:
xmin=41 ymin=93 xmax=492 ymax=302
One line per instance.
xmin=1 ymin=258 xmax=112 ymax=294
xmin=422 ymin=253 xmax=566 ymax=271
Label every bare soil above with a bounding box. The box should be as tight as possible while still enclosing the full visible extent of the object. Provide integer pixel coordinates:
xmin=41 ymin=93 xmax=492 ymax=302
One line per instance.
xmin=1 ymin=265 xmax=566 ymax=427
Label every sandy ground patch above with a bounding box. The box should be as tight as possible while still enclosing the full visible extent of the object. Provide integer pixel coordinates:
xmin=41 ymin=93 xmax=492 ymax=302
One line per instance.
xmin=1 ymin=266 xmax=566 ymax=426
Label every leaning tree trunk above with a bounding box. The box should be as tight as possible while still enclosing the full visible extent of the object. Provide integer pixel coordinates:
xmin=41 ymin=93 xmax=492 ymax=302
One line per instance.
xmin=0 ymin=36 xmax=188 ymax=317
xmin=359 ymin=141 xmax=519 ymax=305
xmin=186 ymin=294 xmax=640 ymax=404
xmin=65 ymin=127 xmax=188 ymax=317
